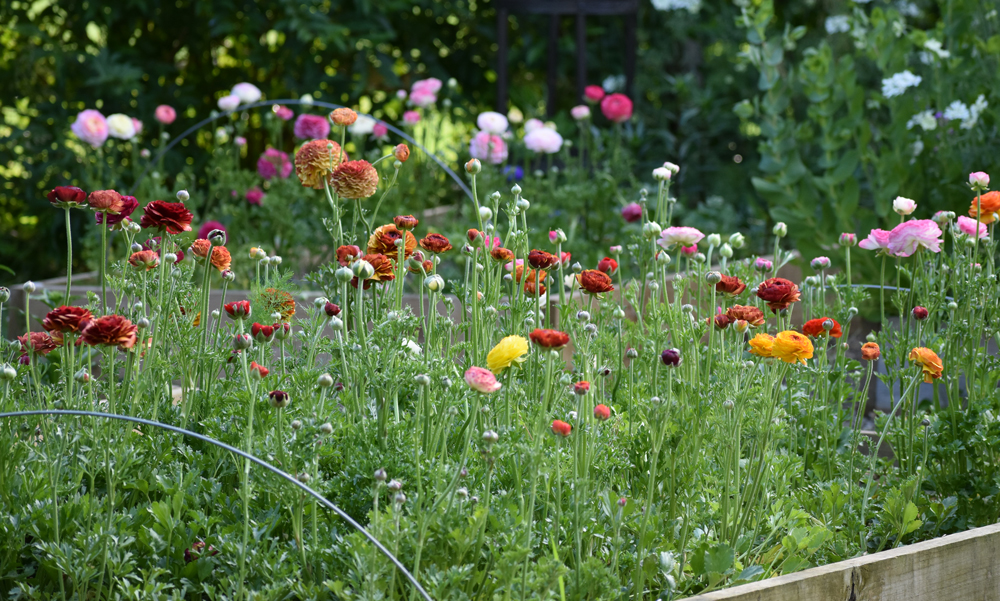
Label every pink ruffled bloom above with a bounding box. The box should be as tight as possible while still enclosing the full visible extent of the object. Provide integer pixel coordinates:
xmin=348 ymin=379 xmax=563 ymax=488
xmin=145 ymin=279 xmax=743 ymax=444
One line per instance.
xmin=584 ymin=85 xmax=606 ymax=103
xmin=858 ymin=228 xmax=892 ymax=254
xmin=469 ymin=131 xmax=508 ymax=164
xmin=293 ymin=114 xmax=330 ymax=139
xmin=257 ymin=148 xmax=292 ymax=180
xmin=600 ymin=93 xmax=633 ymax=123
xmin=570 ymin=105 xmax=591 ymax=120
xmin=409 ymin=80 xmax=440 ymax=108
xmin=154 ymin=105 xmax=176 ymax=125
xmin=372 ymin=122 xmax=389 ymax=140
xmin=409 ymin=90 xmax=436 ymax=108
xmin=659 ymin=226 xmax=705 ymax=248
xmin=464 ymin=366 xmax=501 ymax=394
xmin=71 ymin=109 xmax=109 ymax=148
xmin=246 ymin=187 xmax=265 ymax=206
xmin=524 ymin=128 xmax=563 ymax=154
xmin=197 ymin=220 xmax=227 ymax=240
xmin=621 ymin=203 xmax=642 ymax=223
xmin=887 ymin=219 xmax=942 ymax=257
xmin=403 ymin=110 xmax=421 ymax=125
xmin=957 ymin=215 xmax=988 ymax=239
xmin=274 ymin=105 xmax=294 ymax=121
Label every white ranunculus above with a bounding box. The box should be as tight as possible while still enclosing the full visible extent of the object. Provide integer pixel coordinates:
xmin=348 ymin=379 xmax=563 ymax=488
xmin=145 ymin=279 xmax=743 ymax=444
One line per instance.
xmin=348 ymin=114 xmax=377 ymax=136
xmin=524 ymin=128 xmax=563 ymax=154
xmin=231 ymin=82 xmax=262 ymax=104
xmin=476 ymin=111 xmax=509 ymax=135
xmin=217 ymin=94 xmax=241 ymax=111
xmin=106 ymin=113 xmax=136 ymax=140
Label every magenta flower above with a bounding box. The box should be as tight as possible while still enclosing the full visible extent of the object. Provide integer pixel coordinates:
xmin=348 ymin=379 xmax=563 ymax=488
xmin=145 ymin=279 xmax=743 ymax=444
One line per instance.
xmin=274 ymin=105 xmax=294 ymax=121
xmin=464 ymin=366 xmax=501 ymax=394
xmin=154 ymin=105 xmax=176 ymax=125
xmin=257 ymin=148 xmax=292 ymax=180
xmin=293 ymin=114 xmax=330 ymax=139
xmin=621 ymin=203 xmax=642 ymax=223
xmin=246 ymin=187 xmax=265 ymax=206
xmin=659 ymin=226 xmax=705 ymax=248
xmin=887 ymin=219 xmax=942 ymax=257
xmin=403 ymin=110 xmax=421 ymax=125
xmin=71 ymin=109 xmax=109 ymax=148
xmin=197 ymin=221 xmax=227 ymax=240
xmin=754 ymin=257 xmax=772 ymax=271
xmin=957 ymin=215 xmax=987 ymax=239
xmin=858 ymin=229 xmax=893 ymax=254
xmin=469 ymin=131 xmax=508 ymax=164
xmin=409 ymin=78 xmax=441 ymax=108
xmin=680 ymin=245 xmax=698 ymax=256
xmin=372 ymin=122 xmax=389 ymax=140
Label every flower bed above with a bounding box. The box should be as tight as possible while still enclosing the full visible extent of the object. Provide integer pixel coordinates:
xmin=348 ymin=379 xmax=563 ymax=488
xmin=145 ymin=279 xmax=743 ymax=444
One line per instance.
xmin=2 ymin=104 xmax=1000 ymax=599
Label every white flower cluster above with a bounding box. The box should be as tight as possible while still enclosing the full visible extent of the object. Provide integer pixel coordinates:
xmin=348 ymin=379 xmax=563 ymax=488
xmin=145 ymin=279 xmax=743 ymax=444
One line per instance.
xmin=906 ymin=110 xmax=937 ymax=131
xmin=881 ymin=70 xmax=922 ymax=98
xmin=943 ymin=95 xmax=989 ymax=129
xmin=919 ymin=39 xmax=950 ymax=64
xmin=824 ymin=15 xmax=851 ymax=34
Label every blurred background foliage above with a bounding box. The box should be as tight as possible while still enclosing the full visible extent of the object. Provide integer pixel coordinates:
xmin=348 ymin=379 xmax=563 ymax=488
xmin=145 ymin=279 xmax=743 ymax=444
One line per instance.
xmin=2 ymin=0 xmax=998 ymax=285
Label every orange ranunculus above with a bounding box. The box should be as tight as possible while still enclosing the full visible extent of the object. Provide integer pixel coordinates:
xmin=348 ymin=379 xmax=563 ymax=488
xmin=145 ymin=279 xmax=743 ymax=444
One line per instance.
xmin=331 ymin=160 xmax=378 ymax=199
xmin=726 ymin=305 xmax=765 ymax=327
xmin=802 ymin=317 xmax=843 ymax=338
xmin=861 ymin=342 xmax=881 ymax=361
xmin=337 ymin=245 xmax=363 ymax=266
xmin=368 ymin=224 xmax=417 ymax=259
xmin=771 ymin=330 xmax=814 ymax=365
xmin=524 ymin=274 xmax=547 ymax=297
xmin=969 ymin=191 xmax=1000 ymax=224
xmin=577 ymin=269 xmax=614 ymax=294
xmin=716 ymin=274 xmax=746 ymax=296
xmin=419 ymin=233 xmax=452 ymax=254
xmin=756 ymin=278 xmax=801 ymax=313
xmin=363 ymin=253 xmax=395 ymax=282
xmin=393 ymin=214 xmax=419 ymax=230
xmin=748 ymin=333 xmax=775 ymax=358
xmin=210 ymin=246 xmax=232 ymax=272
xmin=490 ymin=247 xmax=514 ymax=264
xmin=529 ymin=329 xmax=569 ymax=348
xmin=294 ymin=139 xmax=346 ymax=189
xmin=329 ymin=108 xmax=358 ymax=126
xmin=908 ymin=347 xmax=943 ymax=383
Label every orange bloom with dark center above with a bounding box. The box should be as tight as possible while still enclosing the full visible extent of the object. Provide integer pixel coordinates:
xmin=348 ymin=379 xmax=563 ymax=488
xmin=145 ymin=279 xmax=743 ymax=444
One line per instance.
xmin=969 ymin=191 xmax=1000 ymax=224
xmin=43 ymin=306 xmax=93 ymax=334
xmin=756 ymin=278 xmax=801 ymax=313
xmin=802 ymin=317 xmax=843 ymax=338
xmin=394 ymin=144 xmax=410 ymax=162
xmin=262 ymin=288 xmax=296 ymax=322
xmin=528 ymin=249 xmax=558 ymax=269
xmin=393 ymin=215 xmax=419 ymax=231
xmin=490 ymin=247 xmax=514 ymax=264
xmin=294 ymin=139 xmax=346 ymax=189
xmin=716 ymin=275 xmax=746 ymax=296
xmin=128 ymin=250 xmax=160 ymax=271
xmin=861 ymin=342 xmax=881 ymax=361
xmin=419 ymin=233 xmax=453 ymax=254
xmin=87 ymin=189 xmax=125 ymax=214
xmin=530 ymin=328 xmax=569 ymax=348
xmin=332 ymin=160 xmax=379 ymax=199
xmin=908 ymin=347 xmax=943 ymax=383
xmin=363 ymin=253 xmax=395 ymax=281
xmin=329 ymin=108 xmax=358 ymax=126
xmin=140 ymin=200 xmax=193 ymax=234
xmin=368 ymin=224 xmax=417 ymax=259
xmin=337 ymin=245 xmax=363 ymax=266
xmin=19 ymin=331 xmax=62 ymax=355
xmin=577 ymin=269 xmax=615 ymax=294
xmin=80 ymin=315 xmax=138 ymax=349
xmin=726 ymin=305 xmax=765 ymax=327
xmin=516 ymin=266 xmax=547 ymax=284
xmin=210 ymin=246 xmax=232 ymax=271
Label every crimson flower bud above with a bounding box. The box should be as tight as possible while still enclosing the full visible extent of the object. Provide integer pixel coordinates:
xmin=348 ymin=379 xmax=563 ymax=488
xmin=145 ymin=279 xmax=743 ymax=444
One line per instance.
xmin=912 ymin=306 xmax=929 ymax=320
xmin=268 ymin=390 xmax=290 ymax=408
xmin=225 ymin=300 xmax=251 ymax=320
xmin=251 ymin=322 xmax=275 ymax=343
xmin=573 ymin=381 xmax=590 ymax=395
xmin=324 ymin=302 xmax=341 ymax=317
xmin=233 ymin=333 xmax=252 ymax=350
xmin=594 ymin=404 xmax=611 ymax=421
xmin=661 ymin=348 xmax=681 ymax=367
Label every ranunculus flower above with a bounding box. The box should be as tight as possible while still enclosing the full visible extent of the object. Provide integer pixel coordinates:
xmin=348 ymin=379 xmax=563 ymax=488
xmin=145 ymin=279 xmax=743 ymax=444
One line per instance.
xmin=96 ymin=195 xmax=138 ymax=228
xmin=858 ymin=228 xmax=893 ymax=254
xmin=659 ymin=226 xmax=705 ymax=248
xmin=268 ymin=390 xmax=290 ymax=408
xmin=257 ymin=148 xmax=292 ymax=180
xmin=570 ymin=105 xmax=591 ymax=120
xmin=419 ymin=233 xmax=452 ymax=254
xmin=348 ymin=114 xmax=376 ymax=136
xmin=523 ymin=271 xmax=547 ymax=297
xmin=716 ymin=275 xmax=746 ymax=296
xmin=106 ymin=114 xmax=136 ymax=140
xmin=357 ymin=253 xmax=395 ymax=283
xmin=771 ymin=330 xmax=813 ymax=364
xmin=748 ymin=333 xmax=775 ymax=357
xmin=600 ymin=93 xmax=633 ymax=123
xmin=394 ymin=144 xmax=410 ymax=162
xmin=330 ymin=108 xmax=358 ymax=127
xmin=887 ymin=219 xmax=942 ymax=257
xmin=892 ymin=196 xmax=917 ymax=216
xmin=490 ymin=247 xmax=514 ymax=264
xmin=43 ymin=306 xmax=93 ymax=334
xmin=969 ymin=171 xmax=990 ymax=189
xmin=802 ymin=317 xmax=843 ymax=338
xmin=294 ymin=139 xmax=347 ymax=189
xmin=594 ymin=404 xmax=610 ymax=420
xmin=527 ymin=249 xmax=559 ymax=269
xmin=367 ymin=224 xmax=417 ymax=258
xmin=465 ymin=366 xmax=501 ymax=394
xmin=231 ymin=82 xmax=262 ymax=104
xmin=71 ymin=109 xmax=109 ymax=148
xmin=551 ymin=419 xmax=572 ymax=437
xmin=969 ymin=191 xmax=1000 ymax=224
xmin=725 ymin=305 xmax=765 ymax=327
xmin=246 ymin=187 xmax=265 ymax=205
xmin=524 ymin=118 xmax=544 ymax=133
xmin=909 ymin=347 xmax=943 ymax=383
xmin=861 ymin=342 xmax=881 ymax=361
xmin=262 ymin=287 xmax=296 ymax=322
xmin=88 ymin=189 xmax=125 ymax=214
xmin=577 ymin=269 xmax=614 ymax=294
xmin=597 ymin=257 xmax=618 ymax=275
xmin=487 ymin=335 xmax=529 ymax=373
xmin=372 ymin=122 xmax=389 ymax=139
xmin=251 ymin=322 xmax=275 ymax=343
xmin=403 ymin=110 xmax=421 ymax=124
xmin=332 ymin=160 xmax=379 ymax=199
xmin=621 ymin=203 xmax=643 ymax=223
xmin=274 ymin=105 xmax=294 ymax=121
xmin=529 ymin=328 xmax=569 ymax=348
xmin=756 ymin=278 xmax=801 ymax=313
xmin=225 ymin=300 xmax=252 ymax=319
xmin=524 ymin=128 xmax=563 ymax=154
xmin=912 ymin=306 xmax=929 ymax=320
xmin=128 ymin=250 xmax=160 ymax=271
xmin=249 ymin=361 xmax=270 ymax=379
xmin=957 ymin=215 xmax=988 ymax=239
xmin=154 ymin=105 xmax=177 ymax=125
xmin=293 ymin=114 xmax=331 ymax=139
xmin=140 ymin=200 xmax=194 ymax=234
xmin=80 ymin=315 xmax=138 ymax=349
xmin=131 ymin=118 xmax=143 ymax=136
xmin=217 ymin=94 xmax=241 ymax=111
xmin=754 ymin=257 xmax=773 ymax=271
xmin=583 ymin=85 xmax=606 ymax=103
xmin=469 ymin=131 xmax=508 ymax=164
xmin=18 ymin=331 xmax=62 ymax=356
xmin=47 ymin=186 xmax=87 ymax=209
xmin=393 ymin=215 xmax=419 ymax=231
xmin=476 ymin=111 xmax=509 ymax=135
xmin=336 ymin=245 xmax=362 ymax=266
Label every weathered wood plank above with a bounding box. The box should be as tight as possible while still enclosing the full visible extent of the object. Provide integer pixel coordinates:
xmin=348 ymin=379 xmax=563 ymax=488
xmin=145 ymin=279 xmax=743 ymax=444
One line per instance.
xmin=689 ymin=522 xmax=1000 ymax=601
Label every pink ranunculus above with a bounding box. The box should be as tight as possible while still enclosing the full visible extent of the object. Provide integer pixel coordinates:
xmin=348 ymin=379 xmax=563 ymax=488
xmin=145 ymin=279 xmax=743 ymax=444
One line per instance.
xmin=524 ymin=128 xmax=563 ymax=154
xmin=396 ymin=89 xmax=408 ymax=100
xmin=887 ymin=219 xmax=943 ymax=257
xmin=469 ymin=131 xmax=508 ymax=164
xmin=274 ymin=105 xmax=294 ymax=121
xmin=621 ymin=203 xmax=643 ymax=223
xmin=154 ymin=105 xmax=177 ymax=125
xmin=403 ymin=110 xmax=421 ymax=125
xmin=504 ymin=258 xmax=525 ymax=272
xmin=257 ymin=148 xmax=292 ymax=180
xmin=409 ymin=90 xmax=436 ymax=107
xmin=198 ymin=220 xmax=227 ymax=240
xmin=217 ymin=94 xmax=241 ymax=111
xmin=957 ymin=215 xmax=988 ymax=239
xmin=234 ymin=136 xmax=247 ymax=147
xmin=465 ymin=366 xmax=501 ymax=394
xmin=680 ymin=245 xmax=698 ymax=256
xmin=584 ymin=85 xmax=606 ymax=103
xmin=549 ymin=231 xmax=559 ymax=243
xmin=131 ymin=118 xmax=143 ymax=136
xmin=372 ymin=122 xmax=389 ymax=140
xmin=659 ymin=226 xmax=705 ymax=248
xmin=969 ymin=171 xmax=990 ymax=189
xmin=600 ymin=93 xmax=633 ymax=123
xmin=570 ymin=105 xmax=591 ymax=120
xmin=858 ymin=228 xmax=892 ymax=253
xmin=245 ymin=187 xmax=265 ymax=206
xmin=71 ymin=109 xmax=109 ymax=148
xmin=293 ymin=113 xmax=330 ymax=139
xmin=412 ymin=77 xmax=443 ymax=94
xmin=524 ymin=118 xmax=544 ymax=134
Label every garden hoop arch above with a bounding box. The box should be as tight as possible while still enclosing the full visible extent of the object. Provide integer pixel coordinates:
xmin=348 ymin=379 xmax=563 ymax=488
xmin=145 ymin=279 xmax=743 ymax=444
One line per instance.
xmin=0 ymin=409 xmax=434 ymax=601
xmin=128 ymin=99 xmax=473 ymax=201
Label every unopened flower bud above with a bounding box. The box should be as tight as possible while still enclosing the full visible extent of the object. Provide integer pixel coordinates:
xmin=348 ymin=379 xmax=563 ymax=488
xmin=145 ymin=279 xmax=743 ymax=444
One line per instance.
xmin=822 ymin=319 xmax=834 ymax=331
xmin=706 ymin=233 xmax=722 ymax=247
xmin=728 ymin=232 xmax=745 ymax=249
xmin=626 ymin=348 xmax=639 ymax=359
xmin=424 ymin=275 xmax=445 ymax=292
xmin=320 ymin=422 xmax=334 ymax=434
xmin=317 ymin=373 xmax=334 ymax=387
xmin=387 ymin=479 xmax=403 ymax=493
xmin=516 ymin=198 xmax=530 ymax=211
xmin=74 ymin=369 xmax=90 ymax=383
xmin=483 ymin=429 xmax=499 ymax=445
xmin=723 ymin=399 xmax=734 ymax=410
xmin=374 ymin=468 xmax=387 ymax=482
xmin=233 ymin=333 xmax=252 ymax=350
xmin=0 ymin=365 xmax=16 ymax=381
xmin=394 ymin=492 xmax=407 ymax=506
xmin=719 ymin=243 xmax=733 ymax=259
xmin=296 ymin=472 xmax=311 ymax=483
xmin=656 ymin=252 xmax=671 ymax=265
xmin=576 ymin=311 xmax=590 ymax=322
xmin=176 ymin=189 xmax=190 ymax=202
xmin=415 ymin=374 xmax=430 ymax=386
xmin=335 ymin=266 xmax=353 ymax=282
xmin=772 ymin=222 xmax=787 ymax=237
xmin=613 ymin=307 xmax=626 ymax=319
xmin=705 ymin=271 xmax=722 ymax=284
xmin=164 ymin=252 xmax=178 ymax=264
xmin=23 ymin=281 xmax=37 ymax=294
xmin=137 ymin=317 xmax=150 ymax=329
xmin=291 ymin=420 xmax=302 ymax=430
xmin=457 ymin=487 xmax=469 ymax=499
xmin=352 ymin=260 xmax=375 ymax=279
xmin=642 ymin=222 xmax=662 ymax=240
xmin=479 ymin=206 xmax=493 ymax=221
xmin=465 ymin=158 xmax=481 ymax=174
xmin=511 ymin=183 xmax=522 ymax=195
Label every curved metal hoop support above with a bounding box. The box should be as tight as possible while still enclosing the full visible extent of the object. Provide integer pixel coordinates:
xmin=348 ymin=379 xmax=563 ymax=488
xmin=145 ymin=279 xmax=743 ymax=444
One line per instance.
xmin=0 ymin=409 xmax=433 ymax=601
xmin=128 ymin=99 xmax=473 ymax=201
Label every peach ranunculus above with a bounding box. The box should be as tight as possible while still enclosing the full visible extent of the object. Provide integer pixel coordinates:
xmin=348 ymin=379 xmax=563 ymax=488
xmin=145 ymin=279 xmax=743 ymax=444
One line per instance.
xmin=969 ymin=191 xmax=1000 ymax=224
xmin=726 ymin=305 xmax=765 ymax=327
xmin=368 ymin=224 xmax=417 ymax=259
xmin=908 ymin=347 xmax=943 ymax=383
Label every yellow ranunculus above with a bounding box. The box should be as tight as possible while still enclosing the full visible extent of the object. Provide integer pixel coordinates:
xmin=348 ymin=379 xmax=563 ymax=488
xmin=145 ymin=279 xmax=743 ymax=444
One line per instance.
xmin=487 ymin=335 xmax=529 ymax=373
xmin=908 ymin=347 xmax=943 ymax=383
xmin=771 ymin=330 xmax=814 ymax=365
xmin=748 ymin=333 xmax=775 ymax=358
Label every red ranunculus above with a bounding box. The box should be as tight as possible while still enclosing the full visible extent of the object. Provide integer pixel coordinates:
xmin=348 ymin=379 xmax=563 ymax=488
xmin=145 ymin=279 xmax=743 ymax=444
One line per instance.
xmin=140 ymin=200 xmax=193 ymax=234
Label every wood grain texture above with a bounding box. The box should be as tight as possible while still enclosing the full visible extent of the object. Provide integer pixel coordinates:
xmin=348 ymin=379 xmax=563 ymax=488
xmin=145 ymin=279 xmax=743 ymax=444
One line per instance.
xmin=689 ymin=522 xmax=1000 ymax=601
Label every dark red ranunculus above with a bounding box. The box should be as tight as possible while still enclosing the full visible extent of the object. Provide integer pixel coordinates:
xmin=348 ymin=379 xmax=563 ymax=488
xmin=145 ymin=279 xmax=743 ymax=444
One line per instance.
xmin=755 ymin=278 xmax=801 ymax=313
xmin=42 ymin=306 xmax=94 ymax=334
xmin=47 ymin=186 xmax=87 ymax=208
xmin=140 ymin=200 xmax=193 ymax=234
xmin=80 ymin=315 xmax=138 ymax=349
